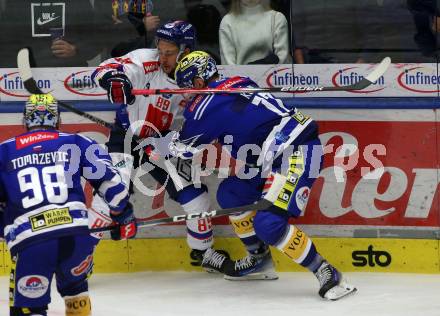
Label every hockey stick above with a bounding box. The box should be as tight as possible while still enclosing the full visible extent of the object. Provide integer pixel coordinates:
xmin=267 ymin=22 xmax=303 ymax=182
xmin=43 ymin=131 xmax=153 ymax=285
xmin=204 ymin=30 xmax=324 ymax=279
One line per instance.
xmin=89 ymin=172 xmax=287 ymax=233
xmin=131 ymin=57 xmax=391 ymax=95
xmin=90 ymin=197 xmax=273 ymax=233
xmin=17 ymin=48 xmax=119 ymax=131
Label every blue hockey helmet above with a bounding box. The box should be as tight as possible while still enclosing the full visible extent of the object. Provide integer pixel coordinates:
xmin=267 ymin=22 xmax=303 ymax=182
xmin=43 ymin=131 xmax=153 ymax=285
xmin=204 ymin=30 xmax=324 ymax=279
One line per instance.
xmin=24 ymin=94 xmax=59 ymax=129
xmin=155 ymin=20 xmax=196 ymax=51
xmin=175 ymin=51 xmax=218 ymax=88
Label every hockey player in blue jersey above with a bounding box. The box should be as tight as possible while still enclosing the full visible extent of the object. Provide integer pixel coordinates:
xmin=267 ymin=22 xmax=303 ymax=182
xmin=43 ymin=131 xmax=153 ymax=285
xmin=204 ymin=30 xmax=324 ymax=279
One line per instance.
xmin=169 ymin=51 xmax=357 ymax=300
xmin=0 ymin=94 xmax=137 ymax=316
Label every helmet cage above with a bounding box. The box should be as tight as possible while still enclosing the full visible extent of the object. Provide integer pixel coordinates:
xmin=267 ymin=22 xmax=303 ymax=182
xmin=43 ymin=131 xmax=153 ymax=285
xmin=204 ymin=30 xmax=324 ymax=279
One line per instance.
xmin=175 ymin=51 xmax=218 ymax=88
xmin=24 ymin=94 xmax=59 ymax=129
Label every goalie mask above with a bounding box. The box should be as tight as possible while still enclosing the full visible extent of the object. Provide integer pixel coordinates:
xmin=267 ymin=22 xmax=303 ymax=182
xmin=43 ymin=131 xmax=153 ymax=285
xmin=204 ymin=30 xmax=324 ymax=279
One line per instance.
xmin=175 ymin=51 xmax=218 ymax=88
xmin=24 ymin=94 xmax=59 ymax=129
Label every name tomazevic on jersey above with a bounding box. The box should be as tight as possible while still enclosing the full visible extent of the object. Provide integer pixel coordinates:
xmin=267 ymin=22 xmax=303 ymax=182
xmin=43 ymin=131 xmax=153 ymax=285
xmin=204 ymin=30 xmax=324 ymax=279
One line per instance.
xmin=11 ymin=151 xmax=69 ymax=169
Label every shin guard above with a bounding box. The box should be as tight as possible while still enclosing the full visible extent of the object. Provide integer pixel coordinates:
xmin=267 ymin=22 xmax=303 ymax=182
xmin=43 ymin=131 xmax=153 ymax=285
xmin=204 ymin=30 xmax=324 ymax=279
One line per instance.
xmin=229 ymin=211 xmax=266 ymax=254
xmin=64 ymin=293 xmax=91 ymax=316
xmin=275 ymin=225 xmax=318 ymax=267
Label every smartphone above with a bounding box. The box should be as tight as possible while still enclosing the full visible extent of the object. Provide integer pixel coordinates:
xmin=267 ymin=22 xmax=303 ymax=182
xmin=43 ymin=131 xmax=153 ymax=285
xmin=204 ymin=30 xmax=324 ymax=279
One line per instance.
xmin=49 ymin=27 xmax=64 ymax=41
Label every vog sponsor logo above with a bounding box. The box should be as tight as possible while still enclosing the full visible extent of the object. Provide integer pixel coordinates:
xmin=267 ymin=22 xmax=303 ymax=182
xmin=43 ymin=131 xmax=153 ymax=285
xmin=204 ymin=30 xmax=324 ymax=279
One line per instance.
xmin=332 ymin=67 xmax=385 ymax=93
xmin=397 ymin=66 xmax=440 ymax=93
xmin=265 ymin=67 xmax=319 ymax=88
xmin=64 ymin=70 xmax=105 ymax=96
xmin=352 ymin=245 xmax=392 ymax=267
xmin=0 ymin=72 xmax=51 ymax=97
xmin=17 ymin=275 xmax=49 ymax=298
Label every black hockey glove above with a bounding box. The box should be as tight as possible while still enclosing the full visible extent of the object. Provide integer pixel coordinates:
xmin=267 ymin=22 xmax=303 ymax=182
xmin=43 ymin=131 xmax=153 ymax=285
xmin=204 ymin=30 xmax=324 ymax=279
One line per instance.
xmin=99 ymin=71 xmax=135 ymax=105
xmin=110 ymin=202 xmax=138 ymax=240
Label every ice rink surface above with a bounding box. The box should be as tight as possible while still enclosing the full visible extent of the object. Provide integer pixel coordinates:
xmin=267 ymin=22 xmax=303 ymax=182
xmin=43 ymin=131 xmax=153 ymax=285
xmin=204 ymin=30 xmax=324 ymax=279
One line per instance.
xmin=1 ymin=272 xmax=440 ymax=316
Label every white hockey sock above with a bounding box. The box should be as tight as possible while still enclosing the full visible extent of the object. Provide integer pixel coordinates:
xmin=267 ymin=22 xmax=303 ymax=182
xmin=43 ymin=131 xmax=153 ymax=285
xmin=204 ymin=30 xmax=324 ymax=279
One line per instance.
xmin=181 ymin=192 xmax=213 ymax=250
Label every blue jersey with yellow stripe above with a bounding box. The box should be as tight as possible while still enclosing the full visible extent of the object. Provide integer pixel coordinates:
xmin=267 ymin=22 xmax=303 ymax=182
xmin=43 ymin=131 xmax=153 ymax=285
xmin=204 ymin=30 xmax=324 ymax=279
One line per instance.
xmin=0 ymin=129 xmax=128 ymax=253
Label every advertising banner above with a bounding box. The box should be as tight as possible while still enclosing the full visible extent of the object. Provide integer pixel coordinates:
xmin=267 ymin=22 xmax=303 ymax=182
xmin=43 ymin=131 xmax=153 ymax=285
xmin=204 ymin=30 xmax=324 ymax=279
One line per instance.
xmin=0 ymin=107 xmax=437 ymax=239
xmin=2 ymin=63 xmax=440 ymax=101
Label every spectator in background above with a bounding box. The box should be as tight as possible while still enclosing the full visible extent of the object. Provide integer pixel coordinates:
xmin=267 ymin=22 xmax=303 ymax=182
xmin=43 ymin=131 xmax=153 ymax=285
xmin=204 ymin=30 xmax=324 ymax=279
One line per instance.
xmin=354 ymin=0 xmax=424 ymax=63
xmin=219 ymin=0 xmax=291 ymax=65
xmin=94 ymin=0 xmax=160 ymax=58
xmin=407 ymin=0 xmax=440 ymax=58
xmin=271 ymin=0 xmax=304 ymax=63
xmin=291 ymin=0 xmax=362 ymax=63
xmin=0 ymin=0 xmax=99 ymax=67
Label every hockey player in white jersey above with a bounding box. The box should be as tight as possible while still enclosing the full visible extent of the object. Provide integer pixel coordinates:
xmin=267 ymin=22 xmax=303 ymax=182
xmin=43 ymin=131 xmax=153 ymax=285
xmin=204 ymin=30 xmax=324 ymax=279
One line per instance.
xmin=91 ymin=20 xmax=232 ymax=273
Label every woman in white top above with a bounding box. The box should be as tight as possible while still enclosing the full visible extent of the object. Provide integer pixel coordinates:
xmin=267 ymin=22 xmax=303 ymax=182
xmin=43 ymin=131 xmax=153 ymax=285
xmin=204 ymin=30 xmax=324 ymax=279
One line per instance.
xmin=219 ymin=0 xmax=292 ymax=64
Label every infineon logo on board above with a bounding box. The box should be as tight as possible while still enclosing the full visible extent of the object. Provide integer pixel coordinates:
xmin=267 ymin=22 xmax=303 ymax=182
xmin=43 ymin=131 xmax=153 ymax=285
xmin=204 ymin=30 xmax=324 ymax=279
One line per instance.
xmin=265 ymin=67 xmax=319 ymax=88
xmin=64 ymin=70 xmax=105 ymax=96
xmin=0 ymin=72 xmax=50 ymax=97
xmin=332 ymin=67 xmax=385 ymax=93
xmin=397 ymin=66 xmax=440 ymax=93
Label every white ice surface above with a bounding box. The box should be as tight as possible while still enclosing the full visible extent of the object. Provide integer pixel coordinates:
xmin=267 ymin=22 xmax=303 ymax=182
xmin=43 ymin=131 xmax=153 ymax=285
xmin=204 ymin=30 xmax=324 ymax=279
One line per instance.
xmin=1 ymin=272 xmax=440 ymax=316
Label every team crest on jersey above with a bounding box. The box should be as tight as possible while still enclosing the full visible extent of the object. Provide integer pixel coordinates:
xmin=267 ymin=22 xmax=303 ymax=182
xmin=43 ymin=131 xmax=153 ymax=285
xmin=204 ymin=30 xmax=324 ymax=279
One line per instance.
xmin=29 ymin=208 xmax=73 ymax=232
xmin=143 ymin=61 xmax=160 ymax=74
xmin=16 ymin=131 xmax=59 ymax=149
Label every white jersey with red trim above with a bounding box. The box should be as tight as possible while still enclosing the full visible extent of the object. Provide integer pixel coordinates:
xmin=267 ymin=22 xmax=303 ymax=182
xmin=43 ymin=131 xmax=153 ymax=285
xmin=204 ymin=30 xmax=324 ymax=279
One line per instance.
xmin=94 ymin=49 xmax=186 ymax=137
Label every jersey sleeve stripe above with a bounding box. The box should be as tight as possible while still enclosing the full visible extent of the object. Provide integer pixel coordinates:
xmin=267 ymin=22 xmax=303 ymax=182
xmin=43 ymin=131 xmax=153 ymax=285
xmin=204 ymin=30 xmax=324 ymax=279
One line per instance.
xmin=195 ymin=95 xmax=214 ymax=120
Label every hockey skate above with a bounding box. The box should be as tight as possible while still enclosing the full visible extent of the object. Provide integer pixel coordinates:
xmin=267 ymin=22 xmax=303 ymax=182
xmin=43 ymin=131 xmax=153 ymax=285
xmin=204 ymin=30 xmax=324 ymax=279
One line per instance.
xmin=314 ymin=260 xmax=357 ymax=301
xmin=223 ymin=249 xmax=278 ymax=281
xmin=190 ymin=248 xmax=232 ymax=274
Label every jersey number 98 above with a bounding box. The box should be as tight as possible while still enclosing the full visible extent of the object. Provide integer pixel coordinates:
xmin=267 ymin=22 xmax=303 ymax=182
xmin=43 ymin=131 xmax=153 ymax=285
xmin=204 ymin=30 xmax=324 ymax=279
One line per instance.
xmin=17 ymin=165 xmax=69 ymax=208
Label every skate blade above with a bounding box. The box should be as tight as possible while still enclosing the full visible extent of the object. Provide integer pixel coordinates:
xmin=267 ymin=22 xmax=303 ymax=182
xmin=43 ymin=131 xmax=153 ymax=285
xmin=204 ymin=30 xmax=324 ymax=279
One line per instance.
xmin=224 ymin=271 xmax=279 ymax=281
xmin=324 ymin=281 xmax=357 ymax=301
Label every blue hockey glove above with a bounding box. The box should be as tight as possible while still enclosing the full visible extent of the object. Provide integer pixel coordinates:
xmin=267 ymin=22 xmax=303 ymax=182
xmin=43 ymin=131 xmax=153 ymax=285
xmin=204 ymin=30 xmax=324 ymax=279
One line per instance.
xmin=110 ymin=203 xmax=137 ymax=240
xmin=99 ymin=71 xmax=135 ymax=105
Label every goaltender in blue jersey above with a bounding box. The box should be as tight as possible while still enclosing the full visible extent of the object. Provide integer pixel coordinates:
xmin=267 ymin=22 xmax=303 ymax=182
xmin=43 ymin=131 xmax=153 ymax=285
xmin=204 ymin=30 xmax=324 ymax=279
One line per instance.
xmin=0 ymin=94 xmax=137 ymax=316
xmin=168 ymin=51 xmax=357 ymax=300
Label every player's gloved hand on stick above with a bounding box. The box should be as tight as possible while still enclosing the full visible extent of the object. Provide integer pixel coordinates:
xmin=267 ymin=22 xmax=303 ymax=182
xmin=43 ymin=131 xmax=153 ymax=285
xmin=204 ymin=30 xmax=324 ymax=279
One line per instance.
xmin=99 ymin=71 xmax=135 ymax=105
xmin=110 ymin=202 xmax=137 ymax=240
